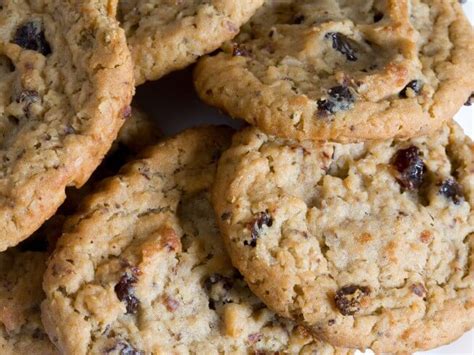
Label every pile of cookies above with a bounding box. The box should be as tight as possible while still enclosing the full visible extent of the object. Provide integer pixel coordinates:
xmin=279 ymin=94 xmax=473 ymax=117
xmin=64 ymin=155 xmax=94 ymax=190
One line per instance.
xmin=1 ymin=0 xmax=473 ymax=354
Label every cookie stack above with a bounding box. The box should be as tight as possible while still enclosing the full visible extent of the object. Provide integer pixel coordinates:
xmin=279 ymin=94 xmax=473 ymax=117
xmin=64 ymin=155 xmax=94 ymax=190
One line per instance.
xmin=0 ymin=0 xmax=473 ymax=354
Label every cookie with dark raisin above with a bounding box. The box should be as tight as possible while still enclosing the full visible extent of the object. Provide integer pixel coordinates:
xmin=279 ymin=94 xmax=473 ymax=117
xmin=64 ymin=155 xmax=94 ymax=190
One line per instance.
xmin=0 ymin=0 xmax=134 ymax=251
xmin=195 ymin=0 xmax=474 ymax=142
xmin=118 ymin=0 xmax=264 ymax=85
xmin=42 ymin=127 xmax=351 ymax=354
xmin=212 ymin=121 xmax=474 ymax=353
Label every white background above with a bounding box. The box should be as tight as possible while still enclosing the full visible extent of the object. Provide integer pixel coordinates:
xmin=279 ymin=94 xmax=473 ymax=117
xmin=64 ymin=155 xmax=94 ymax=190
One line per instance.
xmin=136 ymin=3 xmax=473 ymax=353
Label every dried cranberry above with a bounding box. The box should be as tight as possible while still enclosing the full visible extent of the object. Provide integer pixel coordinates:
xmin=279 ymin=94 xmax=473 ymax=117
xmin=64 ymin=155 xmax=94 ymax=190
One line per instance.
xmin=114 ymin=269 xmax=140 ymax=314
xmin=410 ymin=283 xmax=426 ymax=297
xmin=13 ymin=22 xmax=51 ymax=55
xmin=317 ymin=85 xmax=355 ymax=117
xmin=392 ymin=146 xmax=426 ymax=190
xmin=439 ymin=178 xmax=464 ymax=204
xmin=399 ymin=80 xmax=423 ymax=98
xmin=244 ymin=210 xmax=273 ymax=247
xmin=325 ymin=32 xmax=358 ymax=61
xmin=334 ymin=285 xmax=370 ymax=315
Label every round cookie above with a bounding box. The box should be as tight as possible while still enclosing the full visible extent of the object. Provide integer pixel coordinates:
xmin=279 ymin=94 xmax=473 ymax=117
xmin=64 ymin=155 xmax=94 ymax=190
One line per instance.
xmin=195 ymin=0 xmax=474 ymax=142
xmin=0 ymin=0 xmax=134 ymax=250
xmin=212 ymin=122 xmax=474 ymax=353
xmin=118 ymin=0 xmax=264 ymax=85
xmin=0 ymin=249 xmax=57 ymax=354
xmin=42 ymin=127 xmax=350 ymax=354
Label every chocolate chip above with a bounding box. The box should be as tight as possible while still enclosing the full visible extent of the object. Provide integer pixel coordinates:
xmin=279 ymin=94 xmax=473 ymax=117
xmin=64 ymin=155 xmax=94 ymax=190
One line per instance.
xmin=464 ymin=93 xmax=473 ymax=106
xmin=392 ymin=146 xmax=426 ymax=190
xmin=114 ymin=268 xmax=140 ymax=314
xmin=325 ymin=32 xmax=358 ymax=61
xmin=439 ymin=178 xmax=464 ymax=204
xmin=410 ymin=283 xmax=426 ymax=298
xmin=13 ymin=22 xmax=51 ymax=55
xmin=232 ymin=43 xmax=249 ymax=57
xmin=244 ymin=210 xmax=273 ymax=247
xmin=373 ymin=11 xmax=384 ymax=22
xmin=293 ymin=15 xmax=305 ymax=24
xmin=317 ymin=85 xmax=355 ymax=117
xmin=334 ymin=285 xmax=370 ymax=316
xmin=399 ymin=80 xmax=423 ymax=98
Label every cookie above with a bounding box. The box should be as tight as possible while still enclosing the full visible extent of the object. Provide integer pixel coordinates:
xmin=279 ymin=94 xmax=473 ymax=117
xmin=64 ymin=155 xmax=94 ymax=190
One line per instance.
xmin=42 ymin=127 xmax=350 ymax=354
xmin=212 ymin=122 xmax=474 ymax=353
xmin=0 ymin=0 xmax=134 ymax=250
xmin=195 ymin=0 xmax=474 ymax=142
xmin=118 ymin=0 xmax=264 ymax=85
xmin=0 ymin=248 xmax=57 ymax=354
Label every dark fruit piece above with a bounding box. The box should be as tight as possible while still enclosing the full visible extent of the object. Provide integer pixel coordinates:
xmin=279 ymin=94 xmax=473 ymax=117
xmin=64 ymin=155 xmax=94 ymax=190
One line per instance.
xmin=399 ymin=80 xmax=423 ymax=98
xmin=232 ymin=43 xmax=249 ymax=57
xmin=13 ymin=22 xmax=51 ymax=55
xmin=439 ymin=178 xmax=464 ymax=204
xmin=334 ymin=285 xmax=370 ymax=316
xmin=293 ymin=15 xmax=305 ymax=24
xmin=317 ymin=86 xmax=355 ymax=117
xmin=410 ymin=283 xmax=426 ymax=298
xmin=107 ymin=341 xmax=143 ymax=355
xmin=244 ymin=210 xmax=273 ymax=247
xmin=204 ymin=273 xmax=234 ymax=310
xmin=464 ymin=92 xmax=473 ymax=106
xmin=325 ymin=32 xmax=358 ymax=61
xmin=114 ymin=268 xmax=140 ymax=314
xmin=392 ymin=146 xmax=426 ymax=190
xmin=373 ymin=11 xmax=384 ymax=22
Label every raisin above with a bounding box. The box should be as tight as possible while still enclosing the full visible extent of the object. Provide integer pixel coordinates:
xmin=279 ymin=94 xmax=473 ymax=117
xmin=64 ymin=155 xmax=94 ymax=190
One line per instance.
xmin=464 ymin=92 xmax=473 ymax=106
xmin=293 ymin=15 xmax=305 ymax=24
xmin=204 ymin=273 xmax=234 ymax=310
xmin=13 ymin=22 xmax=51 ymax=55
xmin=373 ymin=11 xmax=384 ymax=22
xmin=392 ymin=146 xmax=426 ymax=190
xmin=439 ymin=178 xmax=464 ymax=204
xmin=248 ymin=333 xmax=263 ymax=344
xmin=244 ymin=210 xmax=273 ymax=247
xmin=325 ymin=32 xmax=358 ymax=61
xmin=334 ymin=285 xmax=370 ymax=315
xmin=114 ymin=269 xmax=140 ymax=314
xmin=105 ymin=341 xmax=143 ymax=355
xmin=410 ymin=283 xmax=426 ymax=298
xmin=317 ymin=86 xmax=355 ymax=117
xmin=232 ymin=43 xmax=249 ymax=57
xmin=399 ymin=80 xmax=423 ymax=98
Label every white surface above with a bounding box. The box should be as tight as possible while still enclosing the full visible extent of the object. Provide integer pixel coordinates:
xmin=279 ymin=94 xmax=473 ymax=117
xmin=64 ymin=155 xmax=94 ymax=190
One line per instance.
xmin=136 ymin=3 xmax=473 ymax=354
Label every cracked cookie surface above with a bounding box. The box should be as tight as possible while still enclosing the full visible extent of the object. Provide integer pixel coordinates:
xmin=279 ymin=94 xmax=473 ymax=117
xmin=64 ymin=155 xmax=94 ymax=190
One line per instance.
xmin=42 ymin=127 xmax=351 ymax=354
xmin=0 ymin=0 xmax=134 ymax=250
xmin=195 ymin=0 xmax=474 ymax=142
xmin=0 ymin=248 xmax=57 ymax=355
xmin=118 ymin=0 xmax=264 ymax=85
xmin=212 ymin=122 xmax=474 ymax=352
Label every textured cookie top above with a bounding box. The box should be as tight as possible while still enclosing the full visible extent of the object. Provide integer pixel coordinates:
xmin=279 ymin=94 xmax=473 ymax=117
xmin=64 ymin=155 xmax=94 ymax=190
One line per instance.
xmin=0 ymin=0 xmax=134 ymax=250
xmin=118 ymin=0 xmax=264 ymax=85
xmin=42 ymin=127 xmax=349 ymax=354
xmin=0 ymin=249 xmax=57 ymax=355
xmin=213 ymin=123 xmax=474 ymax=353
xmin=195 ymin=0 xmax=474 ymax=142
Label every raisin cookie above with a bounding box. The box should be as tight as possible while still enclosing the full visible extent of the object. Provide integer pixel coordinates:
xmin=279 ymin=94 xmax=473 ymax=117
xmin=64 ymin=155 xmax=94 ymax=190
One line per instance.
xmin=195 ymin=0 xmax=474 ymax=142
xmin=0 ymin=0 xmax=134 ymax=250
xmin=42 ymin=127 xmax=350 ymax=354
xmin=118 ymin=0 xmax=264 ymax=85
xmin=0 ymin=248 xmax=57 ymax=354
xmin=213 ymin=122 xmax=474 ymax=352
